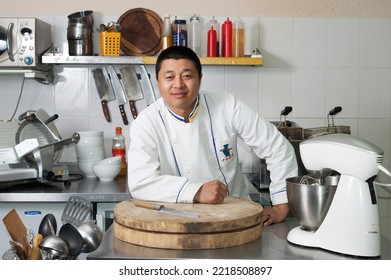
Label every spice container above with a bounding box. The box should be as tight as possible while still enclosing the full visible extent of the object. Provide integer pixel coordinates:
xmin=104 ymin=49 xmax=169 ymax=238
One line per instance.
xmin=112 ymin=127 xmax=126 ymax=176
xmin=172 ymin=19 xmax=187 ymax=47
xmin=221 ymin=17 xmax=232 ymax=57
xmin=188 ymin=14 xmax=201 ymax=56
xmin=161 ymin=14 xmax=172 ymax=50
xmin=232 ymin=17 xmax=244 ymax=57
xmin=207 ymin=26 xmax=217 ymax=57
xmin=210 ymin=17 xmax=220 ymax=56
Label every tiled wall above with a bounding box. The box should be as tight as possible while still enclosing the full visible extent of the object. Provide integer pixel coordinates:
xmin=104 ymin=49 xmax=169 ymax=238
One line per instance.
xmin=0 ymin=15 xmax=390 ymax=239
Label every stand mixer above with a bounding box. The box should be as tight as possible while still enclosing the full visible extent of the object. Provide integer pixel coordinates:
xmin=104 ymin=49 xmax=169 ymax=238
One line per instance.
xmin=287 ymin=133 xmax=384 ymax=257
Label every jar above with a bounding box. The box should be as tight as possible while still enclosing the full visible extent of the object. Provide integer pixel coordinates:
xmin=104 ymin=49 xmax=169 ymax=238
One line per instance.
xmin=172 ymin=19 xmax=187 ymax=47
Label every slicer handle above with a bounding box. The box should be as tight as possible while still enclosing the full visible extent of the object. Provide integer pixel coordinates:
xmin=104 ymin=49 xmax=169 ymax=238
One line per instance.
xmin=133 ymin=199 xmax=163 ymax=210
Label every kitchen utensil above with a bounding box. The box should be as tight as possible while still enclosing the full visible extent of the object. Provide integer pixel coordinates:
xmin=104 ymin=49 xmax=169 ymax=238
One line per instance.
xmin=92 ymin=67 xmax=115 ymax=122
xmin=59 ymin=223 xmax=83 ymax=258
xmin=120 ymin=66 xmax=144 ymax=119
xmin=303 ymin=106 xmax=350 ymax=139
xmin=133 ymin=199 xmax=199 ymax=219
xmin=9 ymin=240 xmax=26 ymax=260
xmin=107 ymin=65 xmax=129 ymax=125
xmin=61 ymin=195 xmax=93 ymax=227
xmin=2 ymin=248 xmax=20 ymax=260
xmin=117 ymin=8 xmax=163 ymax=56
xmin=38 ymin=213 xmax=57 ymax=237
xmin=114 ymin=197 xmax=263 ymax=249
xmin=287 ymin=133 xmax=383 ymax=257
xmin=2 ymin=209 xmax=31 ymax=259
xmin=77 ymin=222 xmax=104 ymax=253
xmin=276 ymin=106 xmax=303 ymax=140
xmin=29 ymin=233 xmax=43 ymax=260
xmin=134 ymin=64 xmax=156 ymax=106
xmin=39 ymin=235 xmax=70 ymax=259
xmin=15 ymin=109 xmax=62 ymax=165
xmin=287 ymin=176 xmax=338 ymax=231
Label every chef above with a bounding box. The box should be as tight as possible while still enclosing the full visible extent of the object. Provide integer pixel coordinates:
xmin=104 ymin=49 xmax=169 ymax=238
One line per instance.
xmin=128 ymin=46 xmax=298 ymax=226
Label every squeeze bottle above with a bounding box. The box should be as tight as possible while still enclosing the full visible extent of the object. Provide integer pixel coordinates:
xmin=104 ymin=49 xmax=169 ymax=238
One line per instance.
xmin=221 ymin=17 xmax=232 ymax=57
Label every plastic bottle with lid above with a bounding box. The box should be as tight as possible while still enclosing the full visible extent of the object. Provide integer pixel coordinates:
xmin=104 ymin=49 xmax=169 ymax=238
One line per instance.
xmin=232 ymin=17 xmax=245 ymax=57
xmin=221 ymin=17 xmax=232 ymax=57
xmin=161 ymin=14 xmax=172 ymax=50
xmin=188 ymin=14 xmax=201 ymax=56
xmin=210 ymin=17 xmax=220 ymax=56
xmin=172 ymin=19 xmax=188 ymax=47
xmin=112 ymin=127 xmax=126 ymax=176
xmin=207 ymin=26 xmax=217 ymax=57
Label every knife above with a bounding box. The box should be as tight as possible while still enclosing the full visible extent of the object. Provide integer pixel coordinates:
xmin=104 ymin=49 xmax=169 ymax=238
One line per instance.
xmin=133 ymin=199 xmax=199 ymax=219
xmin=119 ymin=66 xmax=144 ymax=119
xmin=134 ymin=64 xmax=157 ymax=106
xmin=92 ymin=67 xmax=115 ymax=122
xmin=107 ymin=65 xmax=129 ymax=125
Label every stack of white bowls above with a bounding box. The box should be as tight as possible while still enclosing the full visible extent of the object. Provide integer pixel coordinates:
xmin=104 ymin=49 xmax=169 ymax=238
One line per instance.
xmin=76 ymin=131 xmax=105 ymax=177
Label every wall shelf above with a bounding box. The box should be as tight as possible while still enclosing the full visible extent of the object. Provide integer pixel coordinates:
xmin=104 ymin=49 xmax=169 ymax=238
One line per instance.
xmin=42 ymin=52 xmax=263 ymax=66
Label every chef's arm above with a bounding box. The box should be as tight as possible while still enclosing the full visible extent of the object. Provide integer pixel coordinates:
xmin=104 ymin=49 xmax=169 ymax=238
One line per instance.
xmin=193 ymin=180 xmax=228 ymax=204
xmin=263 ymin=203 xmax=290 ymax=226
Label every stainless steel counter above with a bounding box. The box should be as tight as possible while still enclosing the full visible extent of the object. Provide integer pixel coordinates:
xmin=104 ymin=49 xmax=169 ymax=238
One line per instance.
xmin=87 ymin=218 xmax=391 ymax=260
xmin=0 ymin=163 xmax=131 ymax=203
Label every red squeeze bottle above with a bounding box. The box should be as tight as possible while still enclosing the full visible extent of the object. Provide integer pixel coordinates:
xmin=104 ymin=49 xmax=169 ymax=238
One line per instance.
xmin=207 ymin=26 xmax=217 ymax=57
xmin=221 ymin=17 xmax=232 ymax=57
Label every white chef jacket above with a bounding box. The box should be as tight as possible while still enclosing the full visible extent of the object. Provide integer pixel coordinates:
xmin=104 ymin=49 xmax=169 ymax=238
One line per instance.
xmin=128 ymin=91 xmax=298 ymax=205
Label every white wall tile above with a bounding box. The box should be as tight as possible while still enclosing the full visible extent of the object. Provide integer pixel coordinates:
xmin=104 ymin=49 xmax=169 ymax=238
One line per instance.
xmin=293 ymin=18 xmax=326 ymax=67
xmin=292 ymin=67 xmax=326 ymax=118
xmin=358 ymin=68 xmax=391 ymax=118
xmin=359 ymin=19 xmax=391 ymax=68
xmin=325 ymin=68 xmax=359 ymax=118
xmin=326 ymin=18 xmax=359 ymax=67
xmin=259 ymin=67 xmax=293 ymax=117
xmin=259 ymin=17 xmax=293 ymax=67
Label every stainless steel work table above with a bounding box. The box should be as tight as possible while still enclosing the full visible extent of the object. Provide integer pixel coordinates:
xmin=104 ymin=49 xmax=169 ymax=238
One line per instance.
xmin=87 ymin=218 xmax=391 ymax=260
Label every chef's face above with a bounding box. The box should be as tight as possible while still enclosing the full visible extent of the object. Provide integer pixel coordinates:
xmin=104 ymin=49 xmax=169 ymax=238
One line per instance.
xmin=157 ymin=58 xmax=202 ymax=119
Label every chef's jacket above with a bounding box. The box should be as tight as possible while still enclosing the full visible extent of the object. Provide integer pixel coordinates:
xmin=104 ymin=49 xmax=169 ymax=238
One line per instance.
xmin=128 ymin=91 xmax=298 ymax=205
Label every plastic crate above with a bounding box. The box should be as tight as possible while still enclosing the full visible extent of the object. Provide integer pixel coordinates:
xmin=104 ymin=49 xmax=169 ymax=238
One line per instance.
xmin=99 ymin=32 xmax=121 ymax=56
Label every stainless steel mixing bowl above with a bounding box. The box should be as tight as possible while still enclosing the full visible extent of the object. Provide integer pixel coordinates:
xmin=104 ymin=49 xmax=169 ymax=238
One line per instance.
xmin=286 ymin=175 xmax=339 ymax=231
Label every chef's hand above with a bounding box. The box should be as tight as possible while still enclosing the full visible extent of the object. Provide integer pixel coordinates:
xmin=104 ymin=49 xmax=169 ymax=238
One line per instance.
xmin=263 ymin=203 xmax=290 ymax=226
xmin=193 ymin=180 xmax=228 ymax=204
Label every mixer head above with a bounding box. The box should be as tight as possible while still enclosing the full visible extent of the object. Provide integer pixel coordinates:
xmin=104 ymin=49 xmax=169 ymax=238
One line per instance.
xmin=299 ymin=134 xmax=383 ymax=181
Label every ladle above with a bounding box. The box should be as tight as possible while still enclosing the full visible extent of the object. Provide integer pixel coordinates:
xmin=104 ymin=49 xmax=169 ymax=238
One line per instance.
xmin=59 ymin=223 xmax=83 ymax=258
xmin=38 ymin=214 xmax=57 ymax=237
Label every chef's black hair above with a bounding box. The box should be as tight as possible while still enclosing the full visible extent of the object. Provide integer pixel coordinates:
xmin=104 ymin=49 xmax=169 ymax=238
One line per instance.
xmin=155 ymin=46 xmax=202 ymax=80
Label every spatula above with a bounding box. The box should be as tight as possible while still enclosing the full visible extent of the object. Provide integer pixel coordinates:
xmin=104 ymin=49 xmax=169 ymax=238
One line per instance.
xmin=2 ymin=209 xmax=31 ymax=259
xmin=61 ymin=196 xmax=93 ymax=227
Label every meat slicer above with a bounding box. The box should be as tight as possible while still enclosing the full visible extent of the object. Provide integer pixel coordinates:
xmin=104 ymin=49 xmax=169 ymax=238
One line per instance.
xmin=0 ymin=110 xmax=80 ymax=186
xmin=287 ymin=133 xmax=384 ymax=257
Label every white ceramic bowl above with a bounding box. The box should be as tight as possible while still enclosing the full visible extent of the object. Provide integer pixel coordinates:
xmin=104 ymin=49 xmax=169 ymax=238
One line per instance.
xmin=76 ymin=148 xmax=105 ymax=160
xmin=78 ymin=162 xmax=96 ymax=177
xmin=92 ymin=157 xmax=122 ymax=181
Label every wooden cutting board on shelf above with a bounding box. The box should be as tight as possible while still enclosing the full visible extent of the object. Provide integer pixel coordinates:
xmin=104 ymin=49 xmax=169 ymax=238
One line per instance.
xmin=113 ymin=196 xmax=263 ymax=249
xmin=117 ymin=8 xmax=163 ymax=56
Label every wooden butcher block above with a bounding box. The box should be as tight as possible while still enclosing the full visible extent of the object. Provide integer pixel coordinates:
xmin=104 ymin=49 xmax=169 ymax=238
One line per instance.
xmin=113 ymin=196 xmax=263 ymax=249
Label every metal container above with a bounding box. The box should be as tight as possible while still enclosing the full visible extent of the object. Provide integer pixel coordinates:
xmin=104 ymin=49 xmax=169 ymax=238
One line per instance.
xmin=68 ymin=38 xmax=93 ymax=56
xmin=286 ymin=175 xmax=338 ymax=231
xmin=68 ymin=10 xmax=94 ymax=25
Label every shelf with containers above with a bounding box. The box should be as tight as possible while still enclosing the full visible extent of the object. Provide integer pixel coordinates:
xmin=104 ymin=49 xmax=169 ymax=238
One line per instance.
xmin=42 ymin=52 xmax=263 ymax=66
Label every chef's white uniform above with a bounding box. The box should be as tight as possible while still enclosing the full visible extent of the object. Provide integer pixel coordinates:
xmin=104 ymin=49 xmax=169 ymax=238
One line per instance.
xmin=128 ymin=91 xmax=298 ymax=205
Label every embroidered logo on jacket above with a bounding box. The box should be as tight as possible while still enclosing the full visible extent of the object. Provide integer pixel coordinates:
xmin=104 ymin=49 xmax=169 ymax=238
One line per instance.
xmin=220 ymin=144 xmax=234 ymax=162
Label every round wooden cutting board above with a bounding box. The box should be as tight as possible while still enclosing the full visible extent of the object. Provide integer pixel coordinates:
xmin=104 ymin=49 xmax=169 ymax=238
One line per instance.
xmin=113 ymin=197 xmax=264 ymax=249
xmin=117 ymin=8 xmax=163 ymax=56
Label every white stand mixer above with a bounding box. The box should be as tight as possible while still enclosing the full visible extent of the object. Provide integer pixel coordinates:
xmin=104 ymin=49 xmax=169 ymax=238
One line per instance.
xmin=287 ymin=133 xmax=384 ymax=257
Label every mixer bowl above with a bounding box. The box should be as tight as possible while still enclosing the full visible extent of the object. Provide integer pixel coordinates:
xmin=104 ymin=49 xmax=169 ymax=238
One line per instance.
xmin=286 ymin=175 xmax=339 ymax=231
